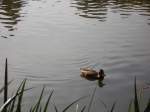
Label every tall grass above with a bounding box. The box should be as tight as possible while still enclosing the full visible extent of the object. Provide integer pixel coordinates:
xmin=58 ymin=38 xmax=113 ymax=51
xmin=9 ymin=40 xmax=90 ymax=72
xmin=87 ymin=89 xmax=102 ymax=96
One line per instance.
xmin=4 ymin=58 xmax=8 ymax=104
xmin=0 ymin=59 xmax=87 ymax=112
xmin=0 ymin=58 xmax=149 ymax=112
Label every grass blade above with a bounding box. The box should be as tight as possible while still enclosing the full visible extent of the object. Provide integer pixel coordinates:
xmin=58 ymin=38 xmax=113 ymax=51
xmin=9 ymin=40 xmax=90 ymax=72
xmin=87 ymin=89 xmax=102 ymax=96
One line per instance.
xmin=43 ymin=89 xmax=54 ymax=112
xmin=110 ymin=102 xmax=116 ymax=112
xmin=62 ymin=96 xmax=87 ymax=112
xmin=35 ymin=87 xmax=45 ymax=112
xmin=9 ymin=79 xmax=26 ymax=112
xmin=29 ymin=107 xmax=33 ymax=112
xmin=32 ymin=87 xmax=45 ymax=112
xmin=0 ymin=80 xmax=13 ymax=94
xmin=53 ymin=103 xmax=59 ymax=112
xmin=98 ymin=98 xmax=108 ymax=111
xmin=3 ymin=58 xmax=8 ymax=112
xmin=4 ymin=58 xmax=8 ymax=104
xmin=144 ymin=99 xmax=150 ymax=112
xmin=16 ymin=79 xmax=27 ymax=112
xmin=88 ymin=86 xmax=97 ymax=112
xmin=0 ymin=92 xmax=21 ymax=112
xmin=39 ymin=106 xmax=42 ymax=112
xmin=0 ymin=97 xmax=16 ymax=112
xmin=128 ymin=100 xmax=133 ymax=112
xmin=8 ymin=81 xmax=33 ymax=112
xmin=134 ymin=77 xmax=140 ymax=112
xmin=76 ymin=104 xmax=78 ymax=112
xmin=81 ymin=105 xmax=86 ymax=112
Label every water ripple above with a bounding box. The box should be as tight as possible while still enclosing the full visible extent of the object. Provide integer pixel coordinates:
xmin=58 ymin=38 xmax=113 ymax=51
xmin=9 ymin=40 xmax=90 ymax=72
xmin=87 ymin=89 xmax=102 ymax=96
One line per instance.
xmin=0 ymin=0 xmax=26 ymax=38
xmin=71 ymin=0 xmax=150 ymax=22
xmin=71 ymin=0 xmax=108 ymax=21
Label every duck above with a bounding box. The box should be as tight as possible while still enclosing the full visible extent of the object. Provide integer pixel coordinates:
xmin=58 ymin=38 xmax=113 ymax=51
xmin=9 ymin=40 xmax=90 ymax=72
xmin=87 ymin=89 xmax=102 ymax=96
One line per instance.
xmin=80 ymin=68 xmax=105 ymax=80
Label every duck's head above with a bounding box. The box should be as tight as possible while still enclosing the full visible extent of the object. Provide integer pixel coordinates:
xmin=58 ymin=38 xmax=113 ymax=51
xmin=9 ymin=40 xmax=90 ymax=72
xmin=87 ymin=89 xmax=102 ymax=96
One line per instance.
xmin=98 ymin=69 xmax=105 ymax=78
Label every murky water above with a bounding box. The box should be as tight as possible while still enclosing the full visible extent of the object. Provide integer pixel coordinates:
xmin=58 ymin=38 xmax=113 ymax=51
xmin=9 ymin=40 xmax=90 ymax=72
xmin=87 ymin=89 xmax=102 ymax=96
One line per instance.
xmin=0 ymin=0 xmax=150 ymax=111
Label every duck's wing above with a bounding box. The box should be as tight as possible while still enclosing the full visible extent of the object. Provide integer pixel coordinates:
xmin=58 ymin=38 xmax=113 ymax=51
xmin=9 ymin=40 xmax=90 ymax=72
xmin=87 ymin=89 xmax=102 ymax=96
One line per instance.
xmin=80 ymin=68 xmax=96 ymax=72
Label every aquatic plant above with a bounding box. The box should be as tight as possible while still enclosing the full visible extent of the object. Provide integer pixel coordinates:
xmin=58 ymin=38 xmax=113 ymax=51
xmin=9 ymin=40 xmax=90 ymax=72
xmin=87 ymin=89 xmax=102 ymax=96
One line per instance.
xmin=128 ymin=77 xmax=150 ymax=112
xmin=0 ymin=58 xmax=149 ymax=112
xmin=0 ymin=59 xmax=86 ymax=112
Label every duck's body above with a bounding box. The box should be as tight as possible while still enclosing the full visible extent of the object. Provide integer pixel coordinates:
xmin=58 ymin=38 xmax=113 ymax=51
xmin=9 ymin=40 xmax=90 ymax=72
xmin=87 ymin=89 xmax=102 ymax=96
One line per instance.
xmin=80 ymin=68 xmax=97 ymax=76
xmin=80 ymin=68 xmax=105 ymax=80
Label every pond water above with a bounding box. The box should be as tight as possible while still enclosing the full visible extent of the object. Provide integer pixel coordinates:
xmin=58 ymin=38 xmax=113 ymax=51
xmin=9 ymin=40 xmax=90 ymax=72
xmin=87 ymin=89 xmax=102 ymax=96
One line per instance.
xmin=0 ymin=0 xmax=150 ymax=111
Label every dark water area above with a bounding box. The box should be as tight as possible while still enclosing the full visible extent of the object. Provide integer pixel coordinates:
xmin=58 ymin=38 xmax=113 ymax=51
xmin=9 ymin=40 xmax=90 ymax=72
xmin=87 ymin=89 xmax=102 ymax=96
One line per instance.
xmin=71 ymin=0 xmax=150 ymax=22
xmin=0 ymin=0 xmax=150 ymax=111
xmin=0 ymin=0 xmax=26 ymax=37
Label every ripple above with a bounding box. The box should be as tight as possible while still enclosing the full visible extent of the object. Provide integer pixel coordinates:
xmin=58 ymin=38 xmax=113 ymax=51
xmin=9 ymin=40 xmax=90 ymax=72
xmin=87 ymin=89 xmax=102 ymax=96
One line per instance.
xmin=0 ymin=0 xmax=27 ymax=37
xmin=72 ymin=56 xmax=91 ymax=67
xmin=71 ymin=0 xmax=108 ymax=21
xmin=71 ymin=0 xmax=150 ymax=22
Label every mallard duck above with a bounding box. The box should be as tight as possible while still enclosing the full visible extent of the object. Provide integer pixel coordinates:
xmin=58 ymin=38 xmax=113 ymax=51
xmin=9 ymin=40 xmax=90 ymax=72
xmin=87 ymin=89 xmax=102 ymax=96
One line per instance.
xmin=80 ymin=68 xmax=105 ymax=80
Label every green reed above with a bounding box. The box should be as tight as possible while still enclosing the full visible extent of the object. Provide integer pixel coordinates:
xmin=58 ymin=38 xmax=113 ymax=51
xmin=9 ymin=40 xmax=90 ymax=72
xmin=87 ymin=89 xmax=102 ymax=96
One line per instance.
xmin=0 ymin=58 xmax=149 ymax=112
xmin=127 ymin=77 xmax=150 ymax=112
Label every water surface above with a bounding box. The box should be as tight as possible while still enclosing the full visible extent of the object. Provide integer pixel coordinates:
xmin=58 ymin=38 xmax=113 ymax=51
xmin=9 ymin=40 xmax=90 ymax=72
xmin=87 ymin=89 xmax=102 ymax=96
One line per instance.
xmin=0 ymin=0 xmax=150 ymax=111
